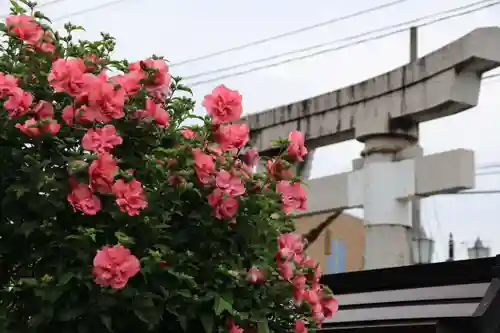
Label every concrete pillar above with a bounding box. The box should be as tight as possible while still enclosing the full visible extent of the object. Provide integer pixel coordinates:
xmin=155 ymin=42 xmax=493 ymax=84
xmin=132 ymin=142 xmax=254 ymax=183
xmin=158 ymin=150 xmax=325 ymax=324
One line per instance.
xmin=396 ymin=142 xmax=426 ymax=264
xmin=360 ymin=135 xmax=415 ymax=270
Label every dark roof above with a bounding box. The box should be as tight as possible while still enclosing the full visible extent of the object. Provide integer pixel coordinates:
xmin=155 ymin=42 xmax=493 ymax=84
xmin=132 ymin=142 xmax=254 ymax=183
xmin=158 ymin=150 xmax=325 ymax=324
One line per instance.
xmin=320 ymin=256 xmax=500 ymax=333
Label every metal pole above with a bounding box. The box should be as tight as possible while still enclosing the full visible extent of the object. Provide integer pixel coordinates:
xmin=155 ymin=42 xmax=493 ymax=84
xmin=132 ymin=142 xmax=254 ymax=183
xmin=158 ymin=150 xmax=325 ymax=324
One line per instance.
xmin=409 ymin=27 xmax=422 ymax=265
xmin=410 ymin=26 xmax=418 ymax=62
xmin=439 ymin=190 xmax=500 ymax=195
xmin=447 ymin=233 xmax=455 ymax=262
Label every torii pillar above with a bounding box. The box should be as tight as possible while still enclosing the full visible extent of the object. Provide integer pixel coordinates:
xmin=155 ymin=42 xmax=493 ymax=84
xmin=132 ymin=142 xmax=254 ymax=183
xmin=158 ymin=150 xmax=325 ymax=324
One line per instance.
xmin=243 ymin=27 xmax=500 ymax=270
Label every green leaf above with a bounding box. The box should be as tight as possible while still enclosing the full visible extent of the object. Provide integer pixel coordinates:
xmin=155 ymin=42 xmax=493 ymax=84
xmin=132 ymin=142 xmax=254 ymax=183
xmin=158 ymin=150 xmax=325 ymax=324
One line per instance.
xmin=132 ymin=295 xmax=162 ymax=328
xmin=257 ymin=319 xmax=270 ymax=333
xmin=9 ymin=0 xmax=26 ymax=14
xmin=177 ymin=84 xmax=193 ymax=94
xmin=58 ymin=307 xmax=85 ymax=321
xmin=133 ymin=307 xmax=162 ymax=328
xmin=27 ymin=314 xmax=44 ymax=327
xmin=178 ymin=316 xmax=188 ymax=331
xmin=19 ymin=221 xmax=37 ymax=236
xmin=114 ymin=231 xmax=134 ymax=245
xmin=100 ymin=315 xmax=112 ymax=331
xmin=213 ymin=295 xmax=233 ymax=316
xmin=43 ymin=288 xmax=64 ymax=302
xmin=19 ymin=277 xmax=37 ymax=286
xmin=200 ymin=314 xmax=214 ymax=333
xmin=133 ymin=295 xmax=154 ymax=309
xmin=175 ymin=289 xmax=192 ymax=298
xmin=8 ymin=183 xmax=27 ymax=199
xmin=58 ymin=272 xmax=74 ymax=285
xmin=33 ymin=11 xmax=52 ymax=23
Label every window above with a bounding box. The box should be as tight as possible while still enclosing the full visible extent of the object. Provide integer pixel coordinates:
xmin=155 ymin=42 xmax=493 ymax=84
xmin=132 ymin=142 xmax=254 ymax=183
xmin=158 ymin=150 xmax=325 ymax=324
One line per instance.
xmin=326 ymin=239 xmax=346 ymax=274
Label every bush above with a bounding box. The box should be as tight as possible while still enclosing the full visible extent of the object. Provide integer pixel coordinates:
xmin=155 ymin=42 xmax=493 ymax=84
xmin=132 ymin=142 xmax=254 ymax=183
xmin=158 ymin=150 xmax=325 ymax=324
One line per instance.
xmin=0 ymin=1 xmax=338 ymax=332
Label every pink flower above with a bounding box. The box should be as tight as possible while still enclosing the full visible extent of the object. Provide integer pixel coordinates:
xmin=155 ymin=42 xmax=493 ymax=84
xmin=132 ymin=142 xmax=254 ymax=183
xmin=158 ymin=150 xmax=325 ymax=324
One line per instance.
xmin=67 ymin=181 xmax=102 ymax=215
xmin=303 ymin=288 xmax=321 ymax=306
xmin=6 ymin=15 xmax=43 ymax=45
xmin=300 ymin=256 xmax=322 ymax=282
xmin=82 ymin=125 xmax=123 ymax=154
xmin=321 ymin=297 xmax=339 ymax=318
xmin=61 ymin=105 xmax=89 ymax=126
xmin=78 ymin=73 xmax=125 ymax=122
xmin=312 ymin=302 xmax=325 ymax=324
xmin=207 ymin=188 xmax=239 ymax=221
xmin=301 ymin=256 xmax=317 ymax=268
xmin=192 ymin=148 xmax=216 ymax=184
xmin=276 ymin=258 xmax=294 ymax=281
xmin=33 ymin=100 xmax=54 ymax=120
xmin=234 ymin=159 xmax=253 ymax=178
xmin=36 ymin=30 xmax=55 ymax=53
xmin=276 ymin=181 xmax=307 ymax=214
xmin=214 ymin=123 xmax=249 ymax=150
xmin=88 ymin=153 xmax=118 ymax=194
xmin=83 ymin=53 xmax=102 ymax=71
xmin=15 ymin=118 xmax=60 ymax=137
xmin=207 ymin=145 xmax=227 ymax=164
xmin=0 ymin=72 xmax=18 ymax=94
xmin=277 ymin=233 xmax=304 ymax=261
xmin=292 ymin=275 xmax=307 ymax=303
xmin=4 ymin=87 xmax=33 ymax=118
xmin=266 ymin=159 xmax=293 ymax=180
xmin=295 ymin=320 xmax=307 ymax=333
xmin=93 ymin=244 xmax=140 ymax=289
xmin=202 ymin=85 xmax=243 ymax=124
xmin=215 ymin=170 xmax=245 ymax=197
xmin=241 ymin=148 xmax=259 ymax=169
xmin=15 ymin=118 xmax=40 ymax=137
xmin=181 ymin=128 xmax=196 ymax=139
xmin=148 ymin=84 xmax=171 ymax=101
xmin=48 ymin=58 xmax=86 ymax=96
xmin=41 ymin=120 xmax=61 ymax=135
xmin=110 ymin=71 xmax=142 ymax=97
xmin=246 ymin=267 xmax=265 ymax=284
xmin=129 ymin=58 xmax=171 ymax=90
xmin=287 ymin=130 xmax=308 ymax=162
xmin=135 ymin=98 xmax=169 ymax=128
xmin=227 ymin=320 xmax=244 ymax=333
xmin=112 ymin=178 xmax=148 ymax=216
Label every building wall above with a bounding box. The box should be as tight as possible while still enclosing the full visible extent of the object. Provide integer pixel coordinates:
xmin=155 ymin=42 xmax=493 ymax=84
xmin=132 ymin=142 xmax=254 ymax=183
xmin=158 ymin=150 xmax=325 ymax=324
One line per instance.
xmin=294 ymin=212 xmax=364 ymax=273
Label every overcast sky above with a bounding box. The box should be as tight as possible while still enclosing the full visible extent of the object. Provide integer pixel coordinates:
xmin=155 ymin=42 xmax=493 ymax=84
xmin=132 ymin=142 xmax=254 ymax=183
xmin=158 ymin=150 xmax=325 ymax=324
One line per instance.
xmin=4 ymin=0 xmax=500 ymax=261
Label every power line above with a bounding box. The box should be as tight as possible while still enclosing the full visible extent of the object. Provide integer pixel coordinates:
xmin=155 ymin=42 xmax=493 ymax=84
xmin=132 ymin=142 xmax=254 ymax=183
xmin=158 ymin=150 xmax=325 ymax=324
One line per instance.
xmin=0 ymin=0 xmax=138 ymax=21
xmin=484 ymin=73 xmax=500 ymax=80
xmin=184 ymin=0 xmax=497 ymax=81
xmin=477 ymin=162 xmax=500 ymax=170
xmin=187 ymin=0 xmax=500 ymax=86
xmin=171 ymin=0 xmax=413 ymax=67
xmin=476 ymin=169 xmax=500 ymax=176
xmin=0 ymin=0 xmax=68 ymax=19
xmin=52 ymin=0 xmax=139 ymax=22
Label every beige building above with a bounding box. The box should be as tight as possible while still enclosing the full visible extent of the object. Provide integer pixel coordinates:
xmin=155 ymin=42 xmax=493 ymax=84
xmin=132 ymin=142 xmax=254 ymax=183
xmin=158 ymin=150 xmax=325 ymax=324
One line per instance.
xmin=295 ymin=212 xmax=364 ymax=274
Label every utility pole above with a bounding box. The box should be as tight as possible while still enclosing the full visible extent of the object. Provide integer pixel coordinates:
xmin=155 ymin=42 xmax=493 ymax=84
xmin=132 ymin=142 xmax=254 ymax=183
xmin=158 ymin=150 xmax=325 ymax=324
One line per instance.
xmin=408 ymin=26 xmax=427 ymax=264
xmin=410 ymin=26 xmax=418 ymax=61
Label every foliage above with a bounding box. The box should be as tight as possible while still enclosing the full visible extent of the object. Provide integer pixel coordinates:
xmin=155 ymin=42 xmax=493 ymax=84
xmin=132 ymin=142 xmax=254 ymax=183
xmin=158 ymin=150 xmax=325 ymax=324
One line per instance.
xmin=0 ymin=1 xmax=338 ymax=332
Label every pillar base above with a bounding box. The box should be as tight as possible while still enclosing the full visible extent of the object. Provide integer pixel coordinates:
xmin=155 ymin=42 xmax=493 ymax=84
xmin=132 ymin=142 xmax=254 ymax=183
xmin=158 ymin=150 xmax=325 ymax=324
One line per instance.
xmin=364 ymin=224 xmax=413 ymax=270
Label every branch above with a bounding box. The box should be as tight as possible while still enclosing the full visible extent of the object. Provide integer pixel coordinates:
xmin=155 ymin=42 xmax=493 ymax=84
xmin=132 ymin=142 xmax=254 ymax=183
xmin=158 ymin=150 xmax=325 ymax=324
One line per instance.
xmin=302 ymin=209 xmax=343 ymax=250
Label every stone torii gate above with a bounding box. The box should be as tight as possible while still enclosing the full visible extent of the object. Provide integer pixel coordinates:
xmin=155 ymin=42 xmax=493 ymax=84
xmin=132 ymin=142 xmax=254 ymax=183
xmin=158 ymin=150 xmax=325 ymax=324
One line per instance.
xmin=242 ymin=27 xmax=500 ymax=270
